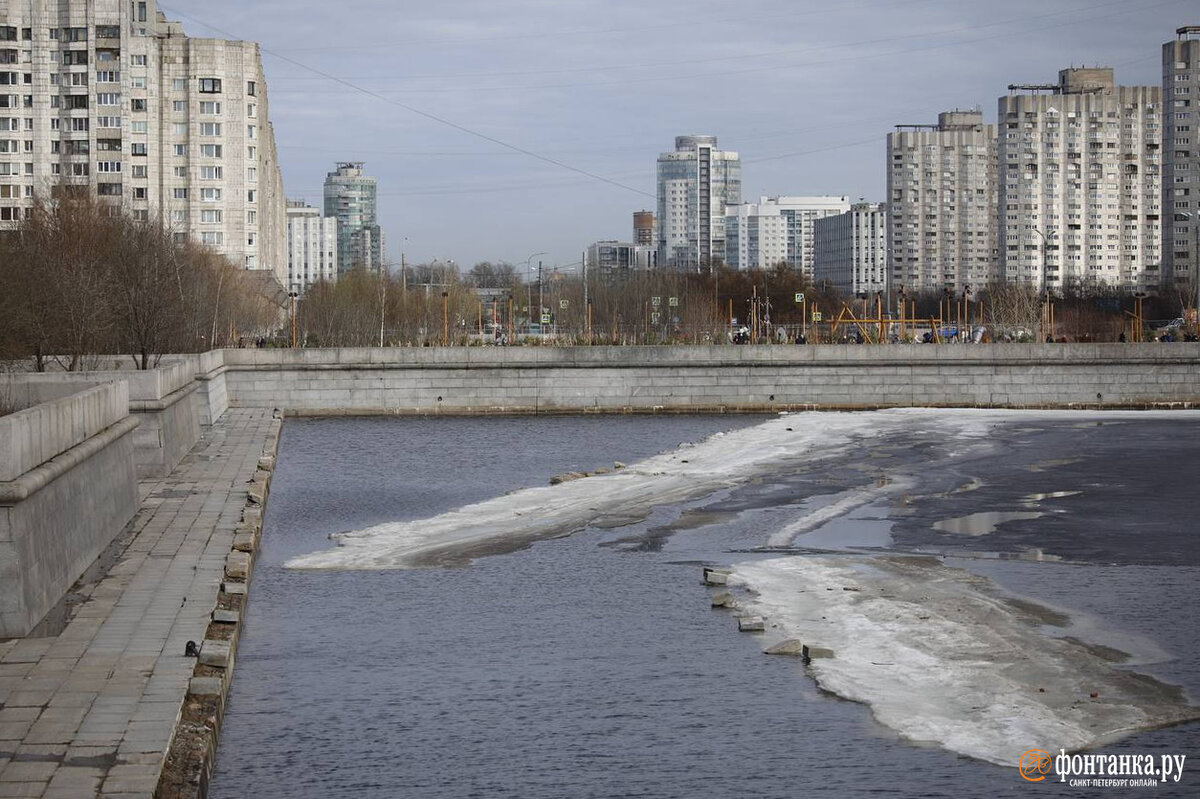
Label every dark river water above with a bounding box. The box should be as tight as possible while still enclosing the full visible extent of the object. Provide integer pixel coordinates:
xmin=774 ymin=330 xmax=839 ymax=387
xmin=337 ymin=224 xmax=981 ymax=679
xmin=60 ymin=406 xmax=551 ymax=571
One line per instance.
xmin=210 ymin=413 xmax=1200 ymax=798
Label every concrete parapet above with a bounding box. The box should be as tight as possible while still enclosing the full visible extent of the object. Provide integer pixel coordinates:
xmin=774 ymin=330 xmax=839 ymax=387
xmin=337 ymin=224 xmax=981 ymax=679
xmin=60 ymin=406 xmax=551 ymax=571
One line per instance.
xmin=0 ymin=383 xmax=139 ymax=638
xmin=219 ymin=343 xmax=1200 ymax=413
xmin=2 ymin=360 xmax=201 ymax=478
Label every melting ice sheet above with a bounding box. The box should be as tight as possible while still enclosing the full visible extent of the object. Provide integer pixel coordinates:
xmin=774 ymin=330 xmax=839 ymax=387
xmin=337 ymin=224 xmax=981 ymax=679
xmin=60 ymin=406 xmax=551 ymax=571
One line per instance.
xmin=728 ymin=555 xmax=1200 ymax=766
xmin=284 ymin=408 xmax=1003 ymax=570
xmin=285 ymin=408 xmax=1195 ymax=571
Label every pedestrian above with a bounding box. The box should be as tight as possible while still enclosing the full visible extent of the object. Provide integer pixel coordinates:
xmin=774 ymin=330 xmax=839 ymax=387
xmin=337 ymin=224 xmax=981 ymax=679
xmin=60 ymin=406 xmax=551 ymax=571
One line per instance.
xmin=1118 ymin=331 xmax=1126 ymax=343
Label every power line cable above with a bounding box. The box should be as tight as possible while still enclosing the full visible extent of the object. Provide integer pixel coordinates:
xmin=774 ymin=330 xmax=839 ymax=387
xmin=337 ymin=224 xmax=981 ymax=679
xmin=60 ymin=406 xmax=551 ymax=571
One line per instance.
xmin=159 ymin=4 xmax=655 ymax=199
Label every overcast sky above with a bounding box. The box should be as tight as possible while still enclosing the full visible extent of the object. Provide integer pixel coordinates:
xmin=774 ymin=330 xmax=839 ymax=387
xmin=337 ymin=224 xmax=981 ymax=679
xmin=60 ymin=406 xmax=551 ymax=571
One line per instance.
xmin=160 ymin=0 xmax=1193 ymax=274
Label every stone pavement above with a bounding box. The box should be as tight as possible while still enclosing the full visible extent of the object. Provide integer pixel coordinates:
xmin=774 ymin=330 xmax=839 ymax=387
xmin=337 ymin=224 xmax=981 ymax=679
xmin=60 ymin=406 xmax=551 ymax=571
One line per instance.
xmin=0 ymin=408 xmax=275 ymax=798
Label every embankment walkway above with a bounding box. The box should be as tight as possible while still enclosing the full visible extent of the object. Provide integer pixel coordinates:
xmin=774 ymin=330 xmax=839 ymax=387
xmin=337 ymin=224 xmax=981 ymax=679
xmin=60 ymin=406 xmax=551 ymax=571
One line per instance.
xmin=0 ymin=408 xmax=273 ymax=798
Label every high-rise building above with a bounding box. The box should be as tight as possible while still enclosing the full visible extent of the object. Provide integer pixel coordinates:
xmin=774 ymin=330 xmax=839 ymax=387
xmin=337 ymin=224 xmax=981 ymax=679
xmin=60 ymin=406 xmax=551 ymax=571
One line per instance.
xmin=998 ymin=68 xmax=1161 ymax=292
xmin=656 ymin=135 xmax=740 ymax=270
xmin=725 ymin=196 xmax=850 ymax=274
xmin=1164 ymin=26 xmax=1200 ymax=302
xmin=323 ymin=161 xmax=384 ymax=274
xmin=286 ymin=200 xmax=337 ymax=291
xmin=0 ymin=1 xmax=286 ymax=286
xmin=633 ymin=210 xmax=655 ymax=248
xmin=813 ymin=202 xmax=887 ymax=296
xmin=887 ymin=111 xmax=997 ymax=293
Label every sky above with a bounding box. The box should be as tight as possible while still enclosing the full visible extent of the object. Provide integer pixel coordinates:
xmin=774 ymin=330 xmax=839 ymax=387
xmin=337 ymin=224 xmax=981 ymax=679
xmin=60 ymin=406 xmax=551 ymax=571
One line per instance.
xmin=158 ymin=0 xmax=1194 ymax=275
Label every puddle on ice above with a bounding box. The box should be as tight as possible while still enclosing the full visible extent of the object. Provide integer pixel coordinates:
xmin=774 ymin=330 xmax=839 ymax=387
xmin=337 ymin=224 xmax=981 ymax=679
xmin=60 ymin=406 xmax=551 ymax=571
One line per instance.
xmin=933 ymin=511 xmax=1044 ymax=536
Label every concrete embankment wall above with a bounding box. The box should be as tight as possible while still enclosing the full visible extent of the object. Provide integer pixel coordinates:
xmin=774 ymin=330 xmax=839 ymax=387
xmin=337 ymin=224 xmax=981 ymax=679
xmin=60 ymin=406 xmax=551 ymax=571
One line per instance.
xmin=0 ymin=382 xmax=139 ymax=637
xmin=221 ymin=343 xmax=1200 ymax=413
xmin=1 ymin=359 xmax=201 ymax=477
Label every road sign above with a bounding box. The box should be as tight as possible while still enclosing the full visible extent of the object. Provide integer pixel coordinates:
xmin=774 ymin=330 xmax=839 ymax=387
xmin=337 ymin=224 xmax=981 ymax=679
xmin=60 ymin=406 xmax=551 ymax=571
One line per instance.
xmin=559 ymin=299 xmax=569 ymax=310
xmin=795 ymin=293 xmax=805 ymax=303
xmin=812 ymin=312 xmax=823 ymax=322
xmin=540 ymin=313 xmax=551 ymax=325
xmin=651 ymin=296 xmax=661 ymax=307
xmin=668 ymin=296 xmax=679 ymax=307
xmin=650 ymin=312 xmax=661 ymax=324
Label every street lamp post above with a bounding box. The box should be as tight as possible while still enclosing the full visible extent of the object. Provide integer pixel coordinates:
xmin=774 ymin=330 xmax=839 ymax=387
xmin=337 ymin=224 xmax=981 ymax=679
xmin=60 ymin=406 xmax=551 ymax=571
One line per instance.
xmin=522 ymin=251 xmax=546 ymax=334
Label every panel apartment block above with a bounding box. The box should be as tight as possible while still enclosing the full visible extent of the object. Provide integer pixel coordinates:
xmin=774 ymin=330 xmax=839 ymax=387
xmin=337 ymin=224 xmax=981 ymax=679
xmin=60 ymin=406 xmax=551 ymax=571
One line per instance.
xmin=998 ymin=68 xmax=1161 ymax=293
xmin=813 ymin=201 xmax=887 ymax=295
xmin=0 ymin=0 xmax=286 ymax=286
xmin=725 ymin=195 xmax=849 ymax=275
xmin=1164 ymin=26 xmax=1200 ymax=304
xmin=286 ymin=199 xmax=337 ymax=291
xmin=887 ymin=110 xmax=997 ymax=293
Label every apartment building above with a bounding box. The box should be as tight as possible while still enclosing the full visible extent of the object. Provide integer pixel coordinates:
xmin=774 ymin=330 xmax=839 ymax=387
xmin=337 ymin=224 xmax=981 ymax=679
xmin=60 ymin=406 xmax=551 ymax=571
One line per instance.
xmin=1164 ymin=26 xmax=1200 ymax=303
xmin=585 ymin=240 xmax=657 ymax=277
xmin=286 ymin=199 xmax=337 ymax=291
xmin=813 ymin=202 xmax=887 ymax=295
xmin=323 ymin=161 xmax=384 ymax=274
xmin=725 ymin=195 xmax=850 ymax=274
xmin=0 ymin=0 xmax=286 ymax=286
xmin=656 ymin=135 xmax=740 ymax=270
xmin=887 ymin=110 xmax=997 ymax=293
xmin=998 ymin=68 xmax=1161 ymax=293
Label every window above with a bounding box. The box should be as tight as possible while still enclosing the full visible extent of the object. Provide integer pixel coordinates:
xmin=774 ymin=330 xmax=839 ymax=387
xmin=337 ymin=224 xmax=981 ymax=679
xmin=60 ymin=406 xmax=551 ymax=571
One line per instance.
xmin=199 ymin=100 xmax=220 ymax=114
xmin=200 ymin=231 xmax=223 ymax=245
xmin=246 ymin=189 xmax=256 ymax=203
xmin=130 ymin=142 xmax=147 ymax=156
xmin=97 ymin=93 xmax=119 ymax=106
xmin=200 ymin=187 xmax=222 ymax=201
xmin=173 ymin=187 xmax=188 ymax=199
xmin=247 ymin=80 xmax=256 ymax=96
xmin=200 ymin=144 xmax=222 ymax=157
xmin=97 ymin=115 xmax=120 ymax=128
xmin=61 ymin=50 xmax=88 ymax=66
xmin=131 ymin=76 xmax=145 ymax=89
xmin=173 ymin=166 xmax=187 ymax=177
xmin=172 ymin=78 xmax=186 ymax=91
xmin=96 ymin=25 xmax=120 ymax=39
xmin=131 ymin=54 xmax=147 ymax=67
xmin=172 ymin=100 xmax=186 ymax=112
xmin=69 ymin=73 xmax=87 ymax=87
xmin=246 ymin=166 xmax=256 ymax=182
xmin=132 ymin=187 xmax=146 ymax=200
xmin=96 ymin=161 xmax=121 ymax=173
xmin=246 ymin=210 xmax=256 ymax=224
xmin=130 ymin=120 xmax=147 ymax=133
xmin=65 ymin=95 xmax=88 ymax=110
xmin=200 ymin=165 xmax=222 ymax=179
xmin=247 ymin=145 xmax=256 ymax=160
xmin=200 ymin=209 xmax=222 ymax=223
xmin=246 ymin=124 xmax=256 ymax=140
xmin=96 ymin=70 xmax=119 ymax=83
xmin=200 ymin=122 xmax=221 ymax=136
xmin=246 ymin=102 xmax=256 ymax=117
xmin=130 ymin=98 xmax=146 ymax=112
xmin=69 ymin=117 xmax=88 ymax=131
xmin=137 ymin=2 xmax=147 ymax=22
xmin=131 ymin=164 xmax=146 ymax=178
xmin=173 ymin=122 xmax=186 ymax=135
xmin=174 ymin=144 xmax=187 ymax=156
xmin=96 ymin=138 xmax=121 ymax=151
xmin=172 ymin=210 xmax=187 ymax=223
xmin=198 ymin=77 xmax=222 ymax=93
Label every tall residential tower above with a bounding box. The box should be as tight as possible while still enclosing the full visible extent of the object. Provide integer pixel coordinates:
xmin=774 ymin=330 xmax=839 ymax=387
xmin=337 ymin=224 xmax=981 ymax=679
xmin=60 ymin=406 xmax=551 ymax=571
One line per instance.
xmin=998 ymin=68 xmax=1161 ymax=292
xmin=1164 ymin=26 xmax=1200 ymax=302
xmin=887 ymin=110 xmax=997 ymax=293
xmin=656 ymin=135 xmax=740 ymax=270
xmin=323 ymin=161 xmax=384 ymax=274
